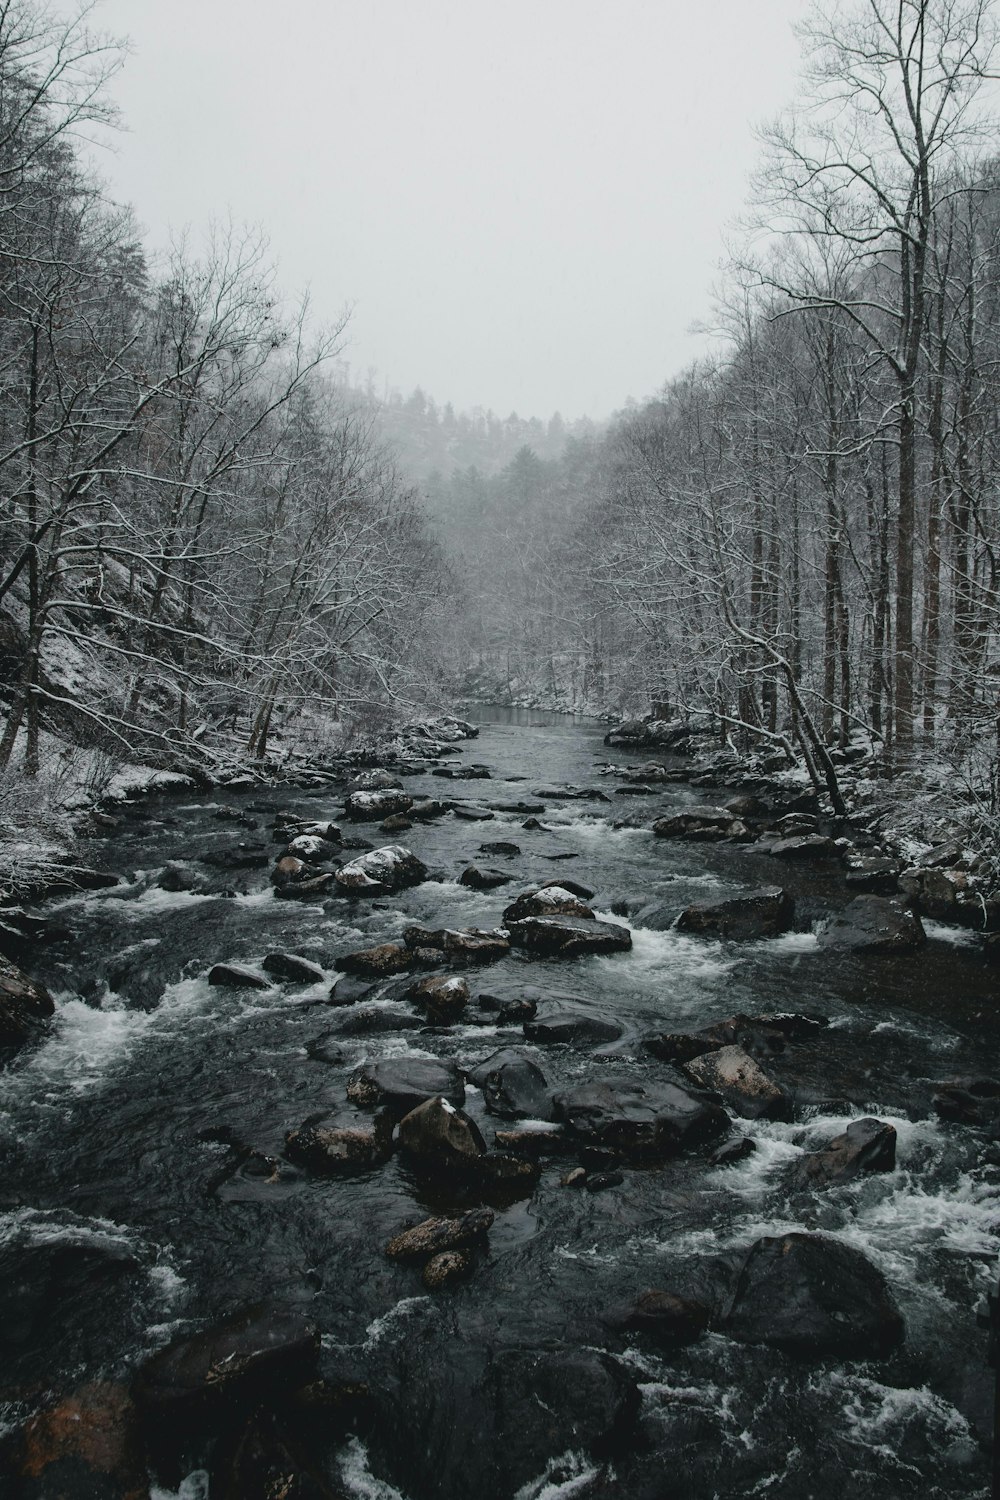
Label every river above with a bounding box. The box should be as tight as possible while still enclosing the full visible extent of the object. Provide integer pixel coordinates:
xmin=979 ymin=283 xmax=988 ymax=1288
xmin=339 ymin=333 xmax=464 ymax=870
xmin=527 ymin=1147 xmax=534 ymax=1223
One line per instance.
xmin=2 ymin=706 xmax=998 ymax=1498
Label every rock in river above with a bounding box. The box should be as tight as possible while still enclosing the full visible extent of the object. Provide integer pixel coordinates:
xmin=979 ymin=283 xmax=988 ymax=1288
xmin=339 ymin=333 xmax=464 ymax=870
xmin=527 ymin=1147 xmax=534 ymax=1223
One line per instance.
xmin=334 ymin=844 xmax=427 ymax=895
xmin=133 ymin=1303 xmax=319 ymax=1413
xmin=502 ymin=886 xmax=595 ymax=922
xmin=817 ymin=895 xmax=926 ymax=953
xmin=0 ymin=952 xmax=54 ymax=1049
xmin=407 ymin=974 xmax=470 ymax=1025
xmin=553 ymin=1076 xmax=729 ymax=1159
xmin=347 ymin=1056 xmax=465 ymax=1115
xmin=385 ymin=1207 xmax=495 ymax=1260
xmin=262 ymin=951 xmax=326 ymax=984
xmin=789 ymin=1117 xmax=897 ymax=1188
xmin=285 ymin=1113 xmax=394 ymax=1173
xmin=524 ymin=1006 xmax=623 ymax=1047
xmin=467 ymin=1047 xmax=553 ymax=1119
xmin=345 ymin=788 xmax=413 ymax=822
xmin=722 ymin=1232 xmax=905 ymax=1359
xmin=653 ymin=806 xmax=747 ymax=841
xmin=460 ymin=865 xmax=513 ymax=890
xmin=675 ymin=886 xmax=795 ymax=941
xmin=403 ymin=925 xmax=511 ymax=964
xmin=506 ymin=914 xmax=632 ymax=958
xmin=603 ymin=1289 xmax=711 ymax=1348
xmin=684 ymin=1045 xmax=794 ymax=1122
xmin=335 ymin=942 xmax=414 ymax=979
xmin=396 ymin=1095 xmax=486 ymax=1165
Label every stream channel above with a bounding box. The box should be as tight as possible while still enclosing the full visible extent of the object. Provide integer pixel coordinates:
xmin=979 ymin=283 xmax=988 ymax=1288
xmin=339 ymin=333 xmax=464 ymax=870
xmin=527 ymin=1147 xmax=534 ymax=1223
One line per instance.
xmin=3 ymin=706 xmax=1000 ymax=1498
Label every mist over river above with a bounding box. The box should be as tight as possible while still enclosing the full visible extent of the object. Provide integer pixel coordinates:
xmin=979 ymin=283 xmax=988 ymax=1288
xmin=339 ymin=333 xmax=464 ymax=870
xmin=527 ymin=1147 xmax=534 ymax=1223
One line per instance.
xmin=2 ymin=707 xmax=999 ymax=1499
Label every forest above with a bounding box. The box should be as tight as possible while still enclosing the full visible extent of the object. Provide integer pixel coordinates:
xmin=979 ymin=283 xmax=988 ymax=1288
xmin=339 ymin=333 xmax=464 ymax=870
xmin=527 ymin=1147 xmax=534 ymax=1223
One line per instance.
xmin=3 ymin=0 xmax=1000 ymax=832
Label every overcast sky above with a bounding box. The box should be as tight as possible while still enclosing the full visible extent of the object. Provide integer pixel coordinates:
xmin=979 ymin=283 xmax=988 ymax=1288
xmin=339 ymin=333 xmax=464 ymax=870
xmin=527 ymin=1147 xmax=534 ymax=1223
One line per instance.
xmin=91 ymin=0 xmax=807 ymax=421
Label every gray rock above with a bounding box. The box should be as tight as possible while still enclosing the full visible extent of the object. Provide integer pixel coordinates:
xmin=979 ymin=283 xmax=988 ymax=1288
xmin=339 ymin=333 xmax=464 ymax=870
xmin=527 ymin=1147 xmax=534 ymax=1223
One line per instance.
xmin=347 ymin=1057 xmax=465 ymax=1115
xmin=207 ymin=963 xmax=271 ymax=991
xmin=506 ymin=914 xmax=632 ymax=957
xmin=789 ymin=1117 xmax=897 ymax=1188
xmin=684 ymin=1045 xmax=793 ymax=1122
xmin=675 ymin=886 xmax=794 ymax=940
xmin=553 ymin=1076 xmax=729 ymax=1160
xmin=467 ymin=1047 xmax=552 ymax=1119
xmin=818 ymin=896 xmax=926 ymax=953
xmin=334 ymin=844 xmax=427 ymax=895
xmin=723 ymin=1232 xmax=904 ymax=1359
xmin=262 ymin=952 xmax=325 ymax=984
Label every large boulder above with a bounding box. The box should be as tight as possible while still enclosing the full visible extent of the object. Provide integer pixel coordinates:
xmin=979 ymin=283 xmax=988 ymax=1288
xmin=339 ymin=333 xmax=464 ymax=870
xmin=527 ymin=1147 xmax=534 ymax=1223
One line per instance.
xmin=898 ymin=865 xmax=973 ymax=920
xmin=284 ymin=832 xmax=341 ymax=862
xmin=482 ymin=1349 xmax=641 ymax=1495
xmin=933 ymin=1076 xmax=1000 ymax=1128
xmin=467 ymin=1047 xmax=553 ymax=1119
xmin=207 ymin=963 xmax=271 ymax=990
xmin=653 ymin=807 xmax=747 ymax=841
xmin=335 ymin=943 xmax=414 ymax=979
xmin=723 ymin=1233 xmax=905 ymax=1359
xmin=345 ymin=789 xmax=413 ymax=822
xmin=396 ymin=1096 xmax=486 ymax=1165
xmin=0 ymin=953 xmax=54 ymax=1049
xmin=403 ymin=926 xmax=511 ymax=964
xmin=334 ymin=844 xmax=427 ymax=895
xmin=502 ymin=886 xmax=595 ymax=923
xmin=675 ymin=887 xmax=795 ymax=941
xmin=789 ymin=1117 xmax=897 ymax=1189
xmin=524 ymin=1006 xmax=623 ymax=1047
xmin=406 ymin=974 xmax=470 ymax=1025
xmin=684 ymin=1045 xmax=794 ymax=1122
xmin=133 ymin=1303 xmax=319 ymax=1413
xmin=506 ymin=914 xmax=632 ymax=958
xmin=347 ymin=1056 xmax=465 ymax=1115
xmin=553 ymin=1076 xmax=729 ymax=1160
xmin=817 ymin=896 xmax=926 ymax=953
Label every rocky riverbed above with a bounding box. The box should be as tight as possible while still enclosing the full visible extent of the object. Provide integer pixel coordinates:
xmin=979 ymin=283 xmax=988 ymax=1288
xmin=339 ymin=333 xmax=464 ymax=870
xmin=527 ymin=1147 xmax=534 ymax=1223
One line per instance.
xmin=1 ymin=706 xmax=999 ymax=1499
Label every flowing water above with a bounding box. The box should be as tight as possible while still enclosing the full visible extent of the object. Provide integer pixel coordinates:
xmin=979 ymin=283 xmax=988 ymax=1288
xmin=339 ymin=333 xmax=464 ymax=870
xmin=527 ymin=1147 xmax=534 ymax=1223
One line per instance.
xmin=2 ymin=707 xmax=999 ymax=1498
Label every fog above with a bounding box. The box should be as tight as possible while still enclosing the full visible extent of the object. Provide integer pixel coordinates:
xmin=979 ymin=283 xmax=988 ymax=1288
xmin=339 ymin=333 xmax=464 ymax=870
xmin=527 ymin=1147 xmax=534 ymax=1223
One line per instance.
xmin=93 ymin=0 xmax=806 ymax=418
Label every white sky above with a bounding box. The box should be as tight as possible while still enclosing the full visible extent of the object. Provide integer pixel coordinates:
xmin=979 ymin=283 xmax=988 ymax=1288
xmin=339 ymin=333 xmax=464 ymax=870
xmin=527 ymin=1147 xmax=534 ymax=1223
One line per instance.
xmin=90 ymin=0 xmax=807 ymax=420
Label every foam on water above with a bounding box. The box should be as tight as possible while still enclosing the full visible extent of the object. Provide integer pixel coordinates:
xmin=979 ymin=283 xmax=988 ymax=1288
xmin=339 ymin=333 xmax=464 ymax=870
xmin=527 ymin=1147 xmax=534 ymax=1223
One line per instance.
xmin=513 ymin=1452 xmax=600 ymax=1500
xmin=360 ymin=1296 xmax=432 ymax=1349
xmin=150 ymin=1472 xmax=210 ymax=1500
xmin=924 ymin=919 xmax=981 ymax=948
xmin=338 ymin=1439 xmax=410 ymax=1500
xmin=826 ymin=1374 xmax=981 ymax=1472
xmin=0 ymin=975 xmax=220 ymax=1118
xmin=757 ymin=930 xmax=820 ymax=955
xmin=597 ymin=917 xmax=736 ymax=985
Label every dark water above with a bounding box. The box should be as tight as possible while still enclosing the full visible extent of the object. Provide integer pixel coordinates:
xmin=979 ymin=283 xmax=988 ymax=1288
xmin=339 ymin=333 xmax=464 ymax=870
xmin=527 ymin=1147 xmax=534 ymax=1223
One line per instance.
xmin=2 ymin=707 xmax=999 ymax=1498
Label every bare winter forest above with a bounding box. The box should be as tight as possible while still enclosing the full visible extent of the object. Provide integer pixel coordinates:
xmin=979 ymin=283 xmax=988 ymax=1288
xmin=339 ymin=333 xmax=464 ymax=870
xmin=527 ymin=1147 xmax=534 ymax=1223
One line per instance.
xmin=4 ymin=0 xmax=1000 ymax=833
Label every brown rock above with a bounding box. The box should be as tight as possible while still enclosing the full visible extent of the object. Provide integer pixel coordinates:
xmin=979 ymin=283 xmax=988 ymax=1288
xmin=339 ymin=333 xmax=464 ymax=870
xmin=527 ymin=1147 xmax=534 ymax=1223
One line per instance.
xmin=423 ymin=1249 xmax=474 ymax=1289
xmin=17 ymin=1382 xmax=145 ymax=1499
xmin=386 ymin=1207 xmax=495 ymax=1259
